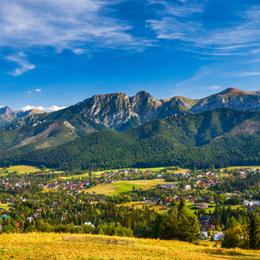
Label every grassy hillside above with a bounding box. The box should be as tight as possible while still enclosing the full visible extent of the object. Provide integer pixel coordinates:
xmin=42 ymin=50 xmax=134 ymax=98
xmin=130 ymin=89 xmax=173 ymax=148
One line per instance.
xmin=0 ymin=233 xmax=259 ymax=260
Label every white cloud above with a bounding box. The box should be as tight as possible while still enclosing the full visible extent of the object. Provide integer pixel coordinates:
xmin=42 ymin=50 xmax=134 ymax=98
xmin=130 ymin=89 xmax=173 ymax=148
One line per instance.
xmin=47 ymin=105 xmax=66 ymax=112
xmin=28 ymin=88 xmax=42 ymax=94
xmin=21 ymin=105 xmax=45 ymax=111
xmin=71 ymin=48 xmax=87 ymax=55
xmin=21 ymin=105 xmax=66 ymax=112
xmin=0 ymin=0 xmax=151 ymax=52
xmin=5 ymin=52 xmax=35 ymax=76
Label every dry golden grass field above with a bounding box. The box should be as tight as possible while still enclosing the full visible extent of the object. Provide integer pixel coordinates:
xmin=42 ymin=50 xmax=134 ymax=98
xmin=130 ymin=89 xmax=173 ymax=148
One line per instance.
xmin=0 ymin=233 xmax=259 ymax=260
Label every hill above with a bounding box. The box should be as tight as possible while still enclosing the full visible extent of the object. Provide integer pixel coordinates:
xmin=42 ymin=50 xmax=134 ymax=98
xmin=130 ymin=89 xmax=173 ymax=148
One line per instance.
xmin=0 ymin=233 xmax=259 ymax=259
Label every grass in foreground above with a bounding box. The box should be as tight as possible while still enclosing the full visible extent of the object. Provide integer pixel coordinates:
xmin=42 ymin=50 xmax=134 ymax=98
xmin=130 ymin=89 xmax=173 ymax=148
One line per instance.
xmin=0 ymin=233 xmax=259 ymax=260
xmin=86 ymin=179 xmax=168 ymax=195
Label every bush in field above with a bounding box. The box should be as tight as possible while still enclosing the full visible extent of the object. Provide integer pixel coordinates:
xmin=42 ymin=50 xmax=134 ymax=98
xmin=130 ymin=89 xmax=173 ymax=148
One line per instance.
xmin=98 ymin=223 xmax=133 ymax=237
xmin=222 ymin=224 xmax=249 ymax=248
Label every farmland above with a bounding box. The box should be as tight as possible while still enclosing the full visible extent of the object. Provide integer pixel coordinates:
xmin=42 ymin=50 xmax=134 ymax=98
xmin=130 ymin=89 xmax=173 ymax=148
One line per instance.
xmin=86 ymin=179 xmax=168 ymax=195
xmin=1 ymin=165 xmax=43 ymax=174
xmin=221 ymin=166 xmax=260 ymax=172
xmin=0 ymin=233 xmax=259 ymax=260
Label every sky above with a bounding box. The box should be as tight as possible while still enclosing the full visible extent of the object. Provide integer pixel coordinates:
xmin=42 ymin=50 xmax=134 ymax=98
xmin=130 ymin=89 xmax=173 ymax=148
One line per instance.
xmin=1 ymin=0 xmax=260 ymax=111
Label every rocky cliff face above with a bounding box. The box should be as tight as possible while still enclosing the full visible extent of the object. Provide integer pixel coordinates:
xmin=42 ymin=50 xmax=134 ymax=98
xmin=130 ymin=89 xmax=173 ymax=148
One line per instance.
xmin=191 ymin=88 xmax=260 ymax=113
xmin=70 ymin=90 xmax=197 ymax=130
xmin=0 ymin=106 xmax=16 ymax=126
xmin=1 ymin=87 xmax=260 ymax=132
xmin=75 ymin=87 xmax=260 ymax=130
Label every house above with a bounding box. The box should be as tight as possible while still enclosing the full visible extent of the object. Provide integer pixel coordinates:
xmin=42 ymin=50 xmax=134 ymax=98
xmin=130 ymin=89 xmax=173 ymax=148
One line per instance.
xmin=84 ymin=221 xmax=95 ymax=228
xmin=214 ymin=232 xmax=224 ymax=241
xmin=243 ymin=200 xmax=260 ymax=207
xmin=1 ymin=214 xmax=9 ymax=221
xmin=201 ymin=231 xmax=208 ymax=240
xmin=160 ymin=184 xmax=175 ymax=189
xmin=197 ymin=203 xmax=209 ymax=209
xmin=184 ymin=185 xmax=191 ymax=190
xmin=199 ymin=215 xmax=211 ymax=231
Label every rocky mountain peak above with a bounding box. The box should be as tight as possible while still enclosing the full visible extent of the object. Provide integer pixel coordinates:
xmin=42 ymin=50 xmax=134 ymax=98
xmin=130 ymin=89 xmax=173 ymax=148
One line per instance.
xmin=218 ymin=87 xmax=242 ymax=95
xmin=0 ymin=106 xmax=14 ymax=116
xmin=192 ymin=87 xmax=260 ymax=113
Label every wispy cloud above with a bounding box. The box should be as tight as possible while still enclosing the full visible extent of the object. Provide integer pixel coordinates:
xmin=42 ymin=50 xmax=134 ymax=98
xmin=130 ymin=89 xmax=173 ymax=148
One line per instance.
xmin=208 ymin=85 xmax=223 ymax=91
xmin=148 ymin=0 xmax=204 ymax=17
xmin=175 ymin=66 xmax=218 ymax=88
xmin=236 ymin=71 xmax=260 ymax=77
xmin=172 ymin=66 xmax=223 ymax=97
xmin=147 ymin=1 xmax=260 ymax=56
xmin=5 ymin=52 xmax=35 ymax=76
xmin=0 ymin=0 xmax=151 ymax=53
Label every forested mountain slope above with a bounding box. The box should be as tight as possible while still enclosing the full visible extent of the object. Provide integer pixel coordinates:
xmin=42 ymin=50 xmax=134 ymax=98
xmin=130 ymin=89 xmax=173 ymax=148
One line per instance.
xmin=2 ymin=109 xmax=260 ymax=170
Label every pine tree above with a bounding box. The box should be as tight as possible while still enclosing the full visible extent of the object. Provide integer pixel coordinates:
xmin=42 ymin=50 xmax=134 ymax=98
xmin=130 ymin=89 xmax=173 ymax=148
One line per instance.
xmin=177 ymin=201 xmax=200 ymax=242
xmin=250 ymin=212 xmax=260 ymax=249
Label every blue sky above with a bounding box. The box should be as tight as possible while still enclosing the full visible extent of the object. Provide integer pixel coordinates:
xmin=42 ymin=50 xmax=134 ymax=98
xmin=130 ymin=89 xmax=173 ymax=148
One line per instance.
xmin=1 ymin=0 xmax=260 ymax=110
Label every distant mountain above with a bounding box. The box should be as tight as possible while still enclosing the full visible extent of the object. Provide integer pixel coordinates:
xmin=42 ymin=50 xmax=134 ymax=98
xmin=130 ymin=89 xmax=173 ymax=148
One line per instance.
xmin=191 ymin=88 xmax=260 ymax=113
xmin=2 ymin=87 xmax=260 ymax=132
xmin=0 ymin=87 xmax=260 ymax=169
xmin=0 ymin=106 xmax=16 ymax=127
xmin=40 ymin=87 xmax=260 ymax=131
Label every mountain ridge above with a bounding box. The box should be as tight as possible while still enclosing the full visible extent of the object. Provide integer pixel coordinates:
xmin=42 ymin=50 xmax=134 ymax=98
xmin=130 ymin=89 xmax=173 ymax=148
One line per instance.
xmin=1 ymin=87 xmax=260 ymax=131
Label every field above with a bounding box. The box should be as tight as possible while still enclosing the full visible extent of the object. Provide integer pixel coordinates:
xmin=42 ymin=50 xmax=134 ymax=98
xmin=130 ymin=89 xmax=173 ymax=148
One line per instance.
xmin=2 ymin=165 xmax=41 ymax=174
xmin=0 ymin=203 xmax=10 ymax=210
xmin=60 ymin=171 xmax=105 ymax=180
xmin=121 ymin=201 xmax=168 ymax=212
xmin=221 ymin=166 xmax=260 ymax=172
xmin=0 ymin=233 xmax=259 ymax=259
xmin=138 ymin=166 xmax=188 ymax=174
xmin=86 ymin=179 xmax=168 ymax=195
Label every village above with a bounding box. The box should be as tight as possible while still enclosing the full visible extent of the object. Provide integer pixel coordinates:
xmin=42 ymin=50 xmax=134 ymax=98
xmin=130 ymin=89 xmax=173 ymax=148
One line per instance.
xmin=0 ymin=165 xmax=259 ymax=241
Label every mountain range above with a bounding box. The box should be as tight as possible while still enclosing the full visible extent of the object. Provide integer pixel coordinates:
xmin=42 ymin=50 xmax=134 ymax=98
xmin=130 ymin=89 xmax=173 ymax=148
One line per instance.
xmin=0 ymin=87 xmax=260 ymax=169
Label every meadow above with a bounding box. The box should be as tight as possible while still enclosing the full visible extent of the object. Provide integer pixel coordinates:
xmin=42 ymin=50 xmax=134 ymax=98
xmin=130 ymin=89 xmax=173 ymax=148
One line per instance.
xmin=0 ymin=233 xmax=259 ymax=260
xmin=221 ymin=166 xmax=260 ymax=172
xmin=86 ymin=179 xmax=168 ymax=195
xmin=1 ymin=165 xmax=42 ymax=174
